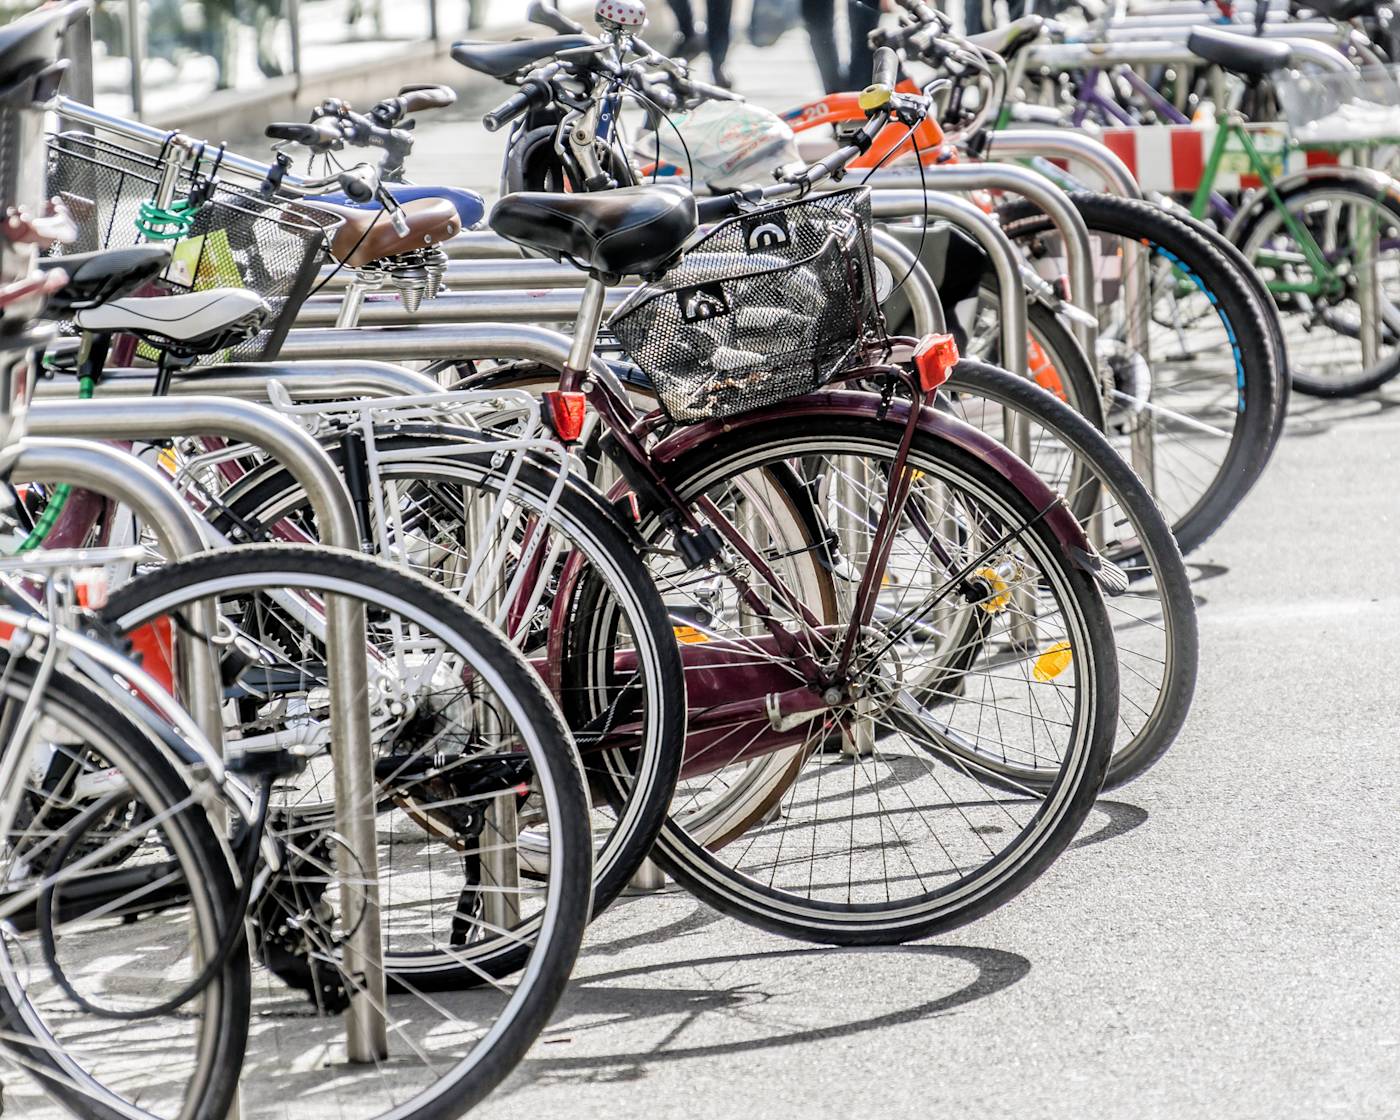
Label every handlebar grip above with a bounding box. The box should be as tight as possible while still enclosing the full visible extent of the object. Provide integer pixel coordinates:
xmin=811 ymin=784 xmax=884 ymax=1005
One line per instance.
xmin=266 ymin=120 xmax=343 ymax=148
xmin=528 ymin=0 xmax=584 ymax=34
xmin=337 ymin=165 xmax=378 ymax=204
xmin=871 ymin=46 xmax=899 ymax=90
xmin=483 ymin=80 xmax=548 ymax=132
xmin=685 ymin=76 xmax=744 ymax=103
xmin=398 ymin=84 xmax=456 ymax=114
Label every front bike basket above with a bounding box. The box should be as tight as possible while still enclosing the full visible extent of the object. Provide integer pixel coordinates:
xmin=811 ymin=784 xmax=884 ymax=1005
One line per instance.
xmin=44 ymin=131 xmax=339 ymax=362
xmin=1273 ymin=65 xmax=1400 ymax=148
xmin=608 ymin=186 xmax=885 ymax=425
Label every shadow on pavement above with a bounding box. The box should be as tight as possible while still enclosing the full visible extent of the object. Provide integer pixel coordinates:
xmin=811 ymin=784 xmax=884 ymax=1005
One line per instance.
xmin=1070 ymin=799 xmax=1150 ymax=851
xmin=510 ymin=942 xmax=1031 ymax=1087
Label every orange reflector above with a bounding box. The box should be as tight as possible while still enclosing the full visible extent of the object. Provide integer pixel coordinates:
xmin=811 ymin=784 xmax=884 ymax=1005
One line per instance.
xmin=913 ymin=333 xmax=959 ymax=392
xmin=128 ymin=617 xmax=175 ymax=695
xmin=672 ymin=625 xmax=710 ymax=644
xmin=543 ymin=390 xmax=588 ymax=443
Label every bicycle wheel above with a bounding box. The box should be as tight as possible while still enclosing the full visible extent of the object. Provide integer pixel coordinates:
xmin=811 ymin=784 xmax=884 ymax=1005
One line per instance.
xmin=212 ymin=433 xmax=685 ymax=940
xmin=998 ymin=192 xmax=1280 ymax=556
xmin=639 ymin=413 xmax=1119 ymax=944
xmin=1233 ymin=174 xmax=1400 ymax=398
xmin=0 ymin=661 xmax=250 ymax=1120
xmin=99 ymin=545 xmax=592 ymax=1120
xmin=941 ymin=359 xmax=1199 ymax=788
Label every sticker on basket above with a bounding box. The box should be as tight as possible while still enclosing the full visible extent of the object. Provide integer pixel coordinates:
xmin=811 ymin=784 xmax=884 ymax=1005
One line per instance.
xmin=165 ymin=228 xmax=244 ymax=290
xmin=677 ymin=282 xmax=730 ymax=323
xmin=742 ymin=210 xmax=790 ymax=253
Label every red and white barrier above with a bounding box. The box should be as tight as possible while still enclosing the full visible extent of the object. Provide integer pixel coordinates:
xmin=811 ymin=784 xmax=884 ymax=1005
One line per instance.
xmin=1094 ymin=124 xmax=1338 ymax=193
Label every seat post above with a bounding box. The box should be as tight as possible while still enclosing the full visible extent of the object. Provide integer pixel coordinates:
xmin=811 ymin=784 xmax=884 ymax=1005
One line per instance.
xmin=564 ymin=274 xmax=609 ymax=388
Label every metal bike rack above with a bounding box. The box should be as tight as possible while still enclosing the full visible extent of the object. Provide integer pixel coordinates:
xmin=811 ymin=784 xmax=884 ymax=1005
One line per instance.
xmin=5 ymin=437 xmax=224 ymax=745
xmin=32 ymin=360 xmax=443 ymax=401
xmin=1027 ymin=36 xmax=1356 ymax=75
xmin=275 ymin=323 xmax=612 ymax=376
xmin=985 ymin=130 xmax=1156 ymax=487
xmin=299 ymin=229 xmax=947 ymax=337
xmin=864 ymin=164 xmax=1100 ymax=362
xmin=24 ymin=396 xmax=390 ymax=1064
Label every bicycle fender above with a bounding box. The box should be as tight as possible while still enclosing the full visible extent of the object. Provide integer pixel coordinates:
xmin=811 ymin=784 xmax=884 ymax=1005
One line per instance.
xmin=648 ymin=390 xmax=1106 ymax=579
xmin=1222 ymin=164 xmax=1400 ymax=246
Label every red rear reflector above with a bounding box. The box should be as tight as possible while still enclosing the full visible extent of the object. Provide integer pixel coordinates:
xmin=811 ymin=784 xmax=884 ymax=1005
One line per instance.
xmin=543 ymin=390 xmax=587 ymax=443
xmin=913 ymin=333 xmax=959 ymax=392
xmin=128 ymin=617 xmax=175 ymax=695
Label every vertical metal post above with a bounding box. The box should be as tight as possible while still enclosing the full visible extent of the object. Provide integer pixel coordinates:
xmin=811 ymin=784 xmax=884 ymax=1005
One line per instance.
xmin=124 ymin=0 xmax=144 ymax=121
xmin=60 ymin=8 xmax=96 ymax=127
xmin=287 ymin=0 xmax=304 ymax=84
xmin=25 ymin=397 xmax=390 ymax=1063
xmin=429 ymin=0 xmax=440 ymax=43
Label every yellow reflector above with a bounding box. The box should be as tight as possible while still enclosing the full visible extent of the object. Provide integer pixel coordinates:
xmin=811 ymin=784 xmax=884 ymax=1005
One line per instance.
xmin=673 ymin=626 xmax=709 ymax=644
xmin=157 ymin=448 xmax=179 ymax=475
xmin=974 ymin=567 xmax=1011 ymax=613
xmin=1033 ymin=641 xmax=1073 ymax=682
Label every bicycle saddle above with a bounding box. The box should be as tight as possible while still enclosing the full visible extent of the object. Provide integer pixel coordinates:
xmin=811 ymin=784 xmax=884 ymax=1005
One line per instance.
xmin=965 ymin=16 xmax=1045 ymax=61
xmin=75 ymin=288 xmax=269 ymax=356
xmin=451 ymin=35 xmax=594 ymax=79
xmin=306 ymin=198 xmax=461 ymax=268
xmin=1186 ymin=27 xmax=1293 ymax=77
xmin=310 ymin=184 xmax=486 ymax=229
xmin=489 ymin=186 xmax=698 ymax=279
xmin=38 ymin=246 xmax=171 ymax=315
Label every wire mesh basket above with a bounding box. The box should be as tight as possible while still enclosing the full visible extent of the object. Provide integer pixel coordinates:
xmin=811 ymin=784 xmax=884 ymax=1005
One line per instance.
xmin=608 ymin=187 xmax=885 ymax=424
xmin=1273 ymin=65 xmax=1400 ymax=148
xmin=44 ymin=131 xmax=339 ymax=362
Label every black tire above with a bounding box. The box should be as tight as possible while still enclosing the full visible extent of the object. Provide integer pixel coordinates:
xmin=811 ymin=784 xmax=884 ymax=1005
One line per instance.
xmin=0 ymin=663 xmax=250 ymax=1120
xmin=1169 ymin=205 xmax=1291 ymax=457
xmin=943 ymin=359 xmax=1199 ymax=788
xmin=101 ymin=545 xmax=593 ymax=1119
xmin=644 ymin=413 xmax=1118 ymax=945
xmin=1231 ymin=172 xmax=1400 ymax=398
xmin=998 ymin=192 xmax=1281 ymax=556
xmin=211 ymin=436 xmax=685 ymax=943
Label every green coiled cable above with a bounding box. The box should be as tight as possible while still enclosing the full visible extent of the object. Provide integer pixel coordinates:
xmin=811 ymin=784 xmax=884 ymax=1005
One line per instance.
xmin=15 ymin=375 xmax=96 ymax=554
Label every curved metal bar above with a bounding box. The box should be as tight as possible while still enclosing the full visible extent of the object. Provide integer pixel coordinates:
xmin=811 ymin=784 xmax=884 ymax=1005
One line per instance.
xmin=294 ymin=289 xmax=629 ymax=327
xmin=863 ymin=165 xmax=1098 ymax=360
xmin=862 ymin=190 xmax=1025 ymax=378
xmin=869 ymin=227 xmax=945 ymax=336
xmin=33 ymin=361 xmax=443 ymax=400
xmin=5 ymin=437 xmax=222 ymax=749
xmin=24 ymin=396 xmax=387 ymax=1063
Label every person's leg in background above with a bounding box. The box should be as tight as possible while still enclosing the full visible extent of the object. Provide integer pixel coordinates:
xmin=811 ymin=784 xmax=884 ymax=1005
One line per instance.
xmin=706 ymin=0 xmax=735 ymax=86
xmin=665 ymin=0 xmax=704 ymax=57
xmin=802 ymin=0 xmax=845 ymax=93
xmin=845 ymin=0 xmax=880 ymax=90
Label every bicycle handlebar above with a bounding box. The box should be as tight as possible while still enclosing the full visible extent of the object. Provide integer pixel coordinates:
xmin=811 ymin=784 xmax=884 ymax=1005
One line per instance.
xmin=372 ymin=84 xmax=456 ymax=126
xmin=527 ymin=0 xmax=585 ymax=35
xmin=265 ymin=118 xmax=343 ymax=150
xmin=870 ymin=45 xmax=900 ymax=89
xmin=483 ymin=65 xmax=561 ymax=132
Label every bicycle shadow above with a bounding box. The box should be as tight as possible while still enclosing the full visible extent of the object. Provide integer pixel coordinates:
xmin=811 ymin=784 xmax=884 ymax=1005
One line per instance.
xmin=507 ymin=939 xmax=1031 ymax=1089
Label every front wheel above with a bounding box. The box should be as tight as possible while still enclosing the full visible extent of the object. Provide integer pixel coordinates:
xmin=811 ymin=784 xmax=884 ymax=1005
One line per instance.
xmin=641 ymin=412 xmax=1119 ymax=945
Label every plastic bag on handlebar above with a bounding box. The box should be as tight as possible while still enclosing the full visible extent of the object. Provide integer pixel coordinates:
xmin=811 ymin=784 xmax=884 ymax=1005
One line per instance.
xmin=639 ymin=101 xmax=798 ymax=190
